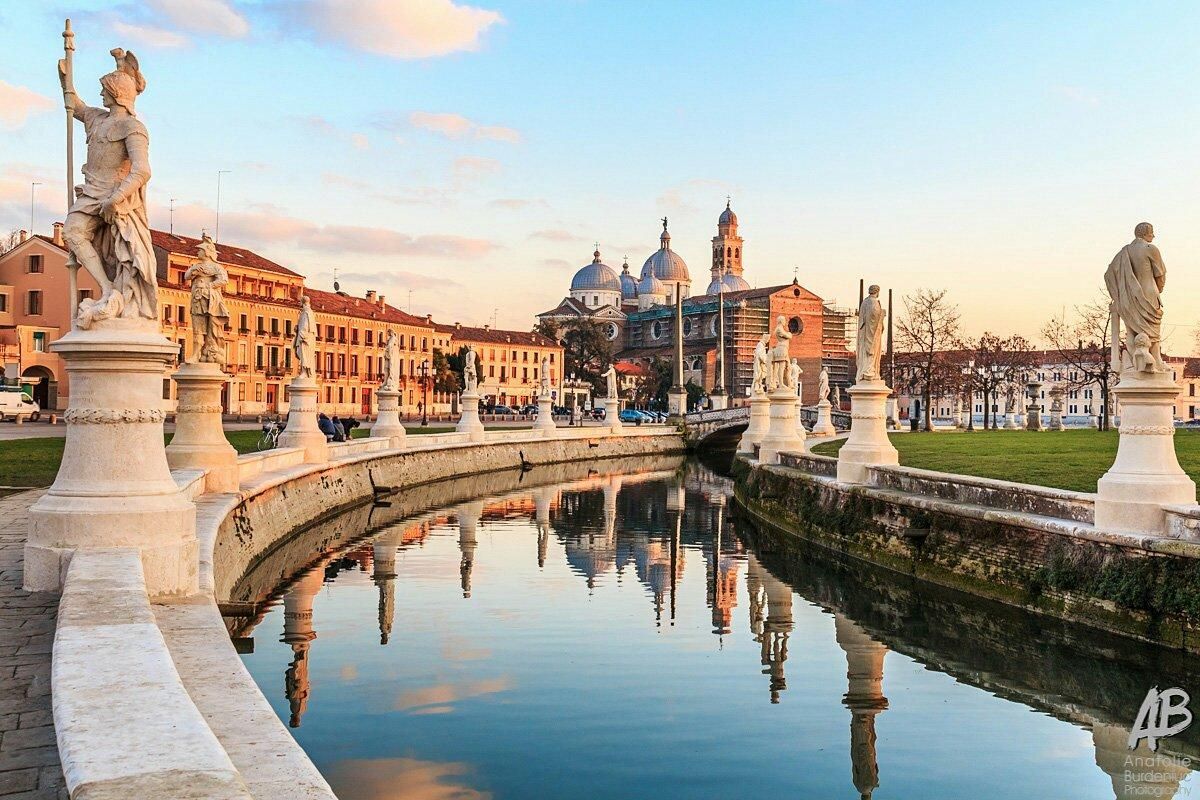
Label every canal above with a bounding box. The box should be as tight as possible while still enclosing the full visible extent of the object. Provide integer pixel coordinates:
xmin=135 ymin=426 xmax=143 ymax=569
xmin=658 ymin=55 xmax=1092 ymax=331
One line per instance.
xmin=228 ymin=454 xmax=1200 ymax=799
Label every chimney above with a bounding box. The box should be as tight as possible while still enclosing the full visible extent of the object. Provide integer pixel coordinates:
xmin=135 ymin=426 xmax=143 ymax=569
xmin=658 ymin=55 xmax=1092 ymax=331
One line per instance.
xmin=377 ymin=294 xmax=385 ymax=308
xmin=455 ymin=321 xmax=461 ymax=330
xmin=484 ymin=324 xmax=490 ymax=331
xmin=425 ymin=313 xmax=432 ymax=324
xmin=365 ymin=289 xmax=376 ymax=303
xmin=52 ymin=222 xmax=64 ymax=247
xmin=18 ymin=230 xmax=27 ymax=243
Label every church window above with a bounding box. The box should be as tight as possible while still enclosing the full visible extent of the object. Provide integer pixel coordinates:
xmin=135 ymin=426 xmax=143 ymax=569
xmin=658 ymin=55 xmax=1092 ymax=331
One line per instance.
xmin=735 ymin=248 xmax=740 ymax=258
xmin=650 ymin=321 xmax=663 ymax=340
xmin=788 ymin=316 xmax=803 ymax=334
xmin=726 ymin=247 xmax=731 ymax=258
xmin=683 ymin=318 xmax=693 ymax=337
xmin=606 ymin=323 xmax=618 ymax=341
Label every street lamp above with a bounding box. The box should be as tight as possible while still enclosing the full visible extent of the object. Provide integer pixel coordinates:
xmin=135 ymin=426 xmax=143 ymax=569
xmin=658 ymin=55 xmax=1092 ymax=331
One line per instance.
xmin=964 ymin=359 xmax=976 ymax=432
xmin=419 ymin=358 xmax=430 ymax=426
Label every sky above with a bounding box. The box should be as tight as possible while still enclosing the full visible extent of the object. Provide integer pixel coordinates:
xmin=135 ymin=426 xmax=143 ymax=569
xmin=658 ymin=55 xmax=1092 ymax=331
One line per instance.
xmin=2 ymin=0 xmax=1200 ymax=348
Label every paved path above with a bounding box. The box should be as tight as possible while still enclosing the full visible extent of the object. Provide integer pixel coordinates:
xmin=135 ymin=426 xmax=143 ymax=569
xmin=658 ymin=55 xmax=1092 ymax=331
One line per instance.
xmin=0 ymin=490 xmax=66 ymax=800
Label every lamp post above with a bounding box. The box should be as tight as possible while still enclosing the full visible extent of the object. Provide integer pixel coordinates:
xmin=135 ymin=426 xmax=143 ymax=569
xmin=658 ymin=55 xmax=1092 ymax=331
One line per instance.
xmin=964 ymin=359 xmax=976 ymax=432
xmin=420 ymin=358 xmax=430 ymax=426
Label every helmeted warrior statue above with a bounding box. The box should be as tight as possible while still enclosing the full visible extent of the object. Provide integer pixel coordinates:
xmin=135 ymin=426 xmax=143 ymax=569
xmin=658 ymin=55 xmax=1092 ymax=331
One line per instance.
xmin=184 ymin=233 xmax=229 ymax=364
xmin=60 ymin=46 xmax=155 ymax=328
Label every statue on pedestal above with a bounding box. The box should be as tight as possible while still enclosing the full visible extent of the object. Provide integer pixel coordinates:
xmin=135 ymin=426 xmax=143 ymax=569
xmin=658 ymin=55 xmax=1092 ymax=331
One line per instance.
xmin=770 ymin=315 xmax=791 ymax=390
xmin=788 ymin=359 xmax=802 ymax=394
xmin=463 ymin=346 xmax=477 ymax=393
xmin=856 ymin=285 xmax=885 ymax=382
xmin=60 ymin=46 xmax=156 ymax=328
xmin=833 ymin=386 xmax=841 ymax=408
xmin=1105 ymin=222 xmax=1167 ymax=375
xmin=604 ymin=364 xmax=619 ymax=400
xmin=184 ymin=233 xmax=229 ymax=365
xmin=293 ymin=296 xmax=315 ymax=378
xmin=381 ymin=329 xmax=400 ymax=391
xmin=752 ymin=333 xmax=770 ymax=395
xmin=540 ymin=355 xmax=551 ymax=397
xmin=818 ymin=366 xmax=830 ymax=404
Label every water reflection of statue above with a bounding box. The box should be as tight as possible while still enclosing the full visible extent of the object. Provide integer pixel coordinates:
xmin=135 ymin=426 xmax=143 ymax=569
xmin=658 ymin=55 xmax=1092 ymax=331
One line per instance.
xmin=61 ymin=46 xmax=156 ymax=328
xmin=280 ymin=566 xmax=322 ymax=728
xmin=293 ymin=296 xmax=315 ymax=378
xmin=381 ymin=329 xmax=400 ymax=391
xmin=540 ymin=355 xmax=551 ymax=397
xmin=835 ymin=615 xmax=889 ymax=800
xmin=818 ymin=366 xmax=831 ymax=404
xmin=463 ymin=346 xmax=477 ymax=393
xmin=856 ymin=285 xmax=885 ymax=382
xmin=752 ymin=334 xmax=770 ymax=395
xmin=770 ymin=315 xmax=791 ymax=390
xmin=184 ymin=233 xmax=229 ymax=364
xmin=1105 ymin=222 xmax=1168 ymax=374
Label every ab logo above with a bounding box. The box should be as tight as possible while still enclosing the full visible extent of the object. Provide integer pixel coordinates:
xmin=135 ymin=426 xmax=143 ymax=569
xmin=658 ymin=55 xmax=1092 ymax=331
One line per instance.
xmin=1129 ymin=686 xmax=1192 ymax=751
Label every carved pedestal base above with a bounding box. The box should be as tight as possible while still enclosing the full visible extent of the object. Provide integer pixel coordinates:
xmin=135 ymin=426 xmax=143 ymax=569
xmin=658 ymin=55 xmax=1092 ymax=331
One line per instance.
xmin=1025 ymin=404 xmax=1043 ymax=431
xmin=1047 ymin=408 xmax=1065 ymax=431
xmin=372 ymin=389 xmax=406 ymax=446
xmin=166 ymin=362 xmax=238 ymax=493
xmin=456 ymin=391 xmax=485 ymax=442
xmin=603 ymin=397 xmax=623 ymax=431
xmin=709 ymin=393 xmax=728 ymax=411
xmin=811 ymin=399 xmax=836 ymax=437
xmin=837 ymin=380 xmax=899 ymax=485
xmin=795 ymin=396 xmax=807 ymax=437
xmin=26 ymin=326 xmax=197 ymax=597
xmin=1003 ymin=411 xmax=1019 ymax=430
xmin=667 ymin=386 xmax=687 ymax=418
xmin=278 ymin=377 xmax=328 ymax=463
xmin=737 ymin=392 xmax=771 ymax=454
xmin=534 ymin=395 xmax=556 ymax=434
xmin=1095 ymin=373 xmax=1195 ymax=535
xmin=759 ymin=388 xmax=806 ymax=464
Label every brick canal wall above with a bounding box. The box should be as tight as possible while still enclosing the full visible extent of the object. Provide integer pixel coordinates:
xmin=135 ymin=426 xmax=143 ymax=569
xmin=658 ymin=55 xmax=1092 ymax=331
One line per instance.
xmin=736 ymin=456 xmax=1200 ymax=652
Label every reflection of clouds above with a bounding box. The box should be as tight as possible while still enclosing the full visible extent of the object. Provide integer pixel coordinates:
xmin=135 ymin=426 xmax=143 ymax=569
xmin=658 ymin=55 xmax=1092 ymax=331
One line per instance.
xmin=326 ymin=757 xmax=491 ymax=800
xmin=340 ymin=664 xmax=358 ymax=682
xmin=395 ymin=676 xmax=513 ymax=714
xmin=439 ymin=638 xmax=492 ymax=662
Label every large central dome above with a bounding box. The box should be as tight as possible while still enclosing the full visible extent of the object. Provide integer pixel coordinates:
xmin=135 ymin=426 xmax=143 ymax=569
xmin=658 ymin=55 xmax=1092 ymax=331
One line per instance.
xmin=641 ymin=218 xmax=690 ymax=284
xmin=571 ymin=250 xmax=621 ymax=292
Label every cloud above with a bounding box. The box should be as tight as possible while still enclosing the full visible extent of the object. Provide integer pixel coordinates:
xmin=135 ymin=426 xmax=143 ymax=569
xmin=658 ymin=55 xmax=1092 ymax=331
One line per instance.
xmin=324 ymin=758 xmax=489 ymax=800
xmin=111 ymin=21 xmax=190 ymax=48
xmin=291 ymin=0 xmax=504 ymax=60
xmin=452 ymin=156 xmax=501 ymax=182
xmin=487 ymin=198 xmax=546 ymax=210
xmin=529 ymin=229 xmax=584 ymax=243
xmin=656 ymin=178 xmax=737 ymax=214
xmin=0 ymin=82 xmax=54 ymax=130
xmin=166 ymin=202 xmax=495 ymax=258
xmin=147 ymin=0 xmax=249 ymax=37
xmin=408 ymin=111 xmax=521 ymax=143
xmin=351 ymin=132 xmax=370 ymax=150
xmin=333 ymin=269 xmax=464 ymax=292
xmin=395 ymin=676 xmax=512 ymax=713
xmin=540 ymin=258 xmax=572 ymax=270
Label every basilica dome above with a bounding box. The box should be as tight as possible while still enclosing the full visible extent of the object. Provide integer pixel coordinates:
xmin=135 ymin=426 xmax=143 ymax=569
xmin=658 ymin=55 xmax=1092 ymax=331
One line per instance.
xmin=718 ymin=200 xmax=737 ymax=227
xmin=641 ymin=220 xmax=690 ymax=285
xmin=638 ymin=271 xmax=667 ymax=297
xmin=570 ymin=250 xmax=621 ymax=293
xmin=619 ymin=257 xmax=638 ymax=300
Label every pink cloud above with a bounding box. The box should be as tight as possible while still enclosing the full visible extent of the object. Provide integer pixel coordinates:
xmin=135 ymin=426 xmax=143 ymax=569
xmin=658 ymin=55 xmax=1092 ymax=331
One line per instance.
xmin=0 ymin=82 xmax=54 ymax=131
xmin=294 ymin=0 xmax=503 ymax=60
xmin=409 ymin=111 xmax=520 ymax=144
xmin=111 ymin=21 xmax=190 ymax=49
xmin=147 ymin=0 xmax=249 ymax=38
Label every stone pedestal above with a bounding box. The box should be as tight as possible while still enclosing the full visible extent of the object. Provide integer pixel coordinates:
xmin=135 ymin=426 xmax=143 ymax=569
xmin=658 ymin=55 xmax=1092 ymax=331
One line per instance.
xmin=1047 ymin=389 xmax=1065 ymax=431
xmin=1025 ymin=403 xmax=1042 ymax=431
xmin=1003 ymin=410 xmax=1019 ymax=430
xmin=371 ymin=388 xmax=406 ymax=446
xmin=709 ymin=392 xmax=728 ymax=411
xmin=534 ymin=394 xmax=556 ymax=434
xmin=277 ymin=376 xmax=328 ymax=462
xmin=795 ymin=396 xmax=807 ymax=437
xmin=667 ymin=386 xmax=687 ymax=417
xmin=1095 ymin=373 xmax=1196 ymax=534
xmin=26 ymin=326 xmax=198 ymax=597
xmin=837 ymin=380 xmax=899 ymax=485
xmin=166 ymin=361 xmax=238 ymax=493
xmin=885 ymin=397 xmax=898 ymax=431
xmin=737 ymin=392 xmax=771 ymax=454
xmin=456 ymin=391 xmax=485 ymax=442
xmin=811 ymin=399 xmax=836 ymax=437
xmin=759 ymin=388 xmax=806 ymax=464
xmin=603 ymin=397 xmax=623 ymax=431
xmin=1089 ymin=412 xmax=1099 ymax=429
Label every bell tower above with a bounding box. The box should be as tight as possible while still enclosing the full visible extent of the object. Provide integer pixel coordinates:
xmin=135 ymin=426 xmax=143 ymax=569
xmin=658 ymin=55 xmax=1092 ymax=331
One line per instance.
xmin=711 ymin=198 xmax=744 ymax=285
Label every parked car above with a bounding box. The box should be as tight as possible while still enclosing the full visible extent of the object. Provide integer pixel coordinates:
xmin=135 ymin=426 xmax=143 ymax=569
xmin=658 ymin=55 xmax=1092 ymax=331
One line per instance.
xmin=0 ymin=387 xmax=40 ymax=422
xmin=521 ymin=404 xmax=539 ymax=415
xmin=619 ymin=408 xmax=653 ymax=424
xmin=491 ymin=405 xmax=518 ymax=415
xmin=591 ymin=408 xmax=606 ymax=421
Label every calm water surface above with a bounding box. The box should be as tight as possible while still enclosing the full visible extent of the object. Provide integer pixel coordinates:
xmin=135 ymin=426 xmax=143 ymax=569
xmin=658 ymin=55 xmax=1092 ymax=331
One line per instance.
xmin=231 ymin=456 xmax=1200 ymax=799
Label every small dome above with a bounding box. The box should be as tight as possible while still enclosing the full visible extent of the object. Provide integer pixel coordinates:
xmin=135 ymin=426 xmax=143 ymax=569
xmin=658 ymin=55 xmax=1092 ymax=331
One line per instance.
xmin=638 ymin=271 xmax=667 ymax=297
xmin=570 ymin=250 xmax=621 ymax=292
xmin=705 ymin=278 xmax=724 ymax=295
xmin=619 ymin=257 xmax=638 ymax=300
xmin=641 ymin=219 xmax=690 ymax=284
xmin=719 ymin=199 xmax=737 ymax=227
xmin=723 ymin=273 xmax=750 ymax=291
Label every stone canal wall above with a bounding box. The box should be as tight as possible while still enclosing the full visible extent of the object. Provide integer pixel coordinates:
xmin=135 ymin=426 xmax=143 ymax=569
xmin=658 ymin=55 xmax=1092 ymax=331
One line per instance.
xmin=737 ymin=457 xmax=1200 ymax=652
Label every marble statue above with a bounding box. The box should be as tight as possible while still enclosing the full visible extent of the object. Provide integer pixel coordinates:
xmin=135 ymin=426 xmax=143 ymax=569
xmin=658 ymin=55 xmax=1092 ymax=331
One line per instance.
xmin=856 ymin=285 xmax=885 ymax=382
xmin=381 ymin=329 xmax=400 ymax=391
xmin=1004 ymin=382 xmax=1017 ymax=413
xmin=183 ymin=233 xmax=229 ymax=365
xmin=1105 ymin=222 xmax=1167 ymax=374
xmin=832 ymin=386 xmax=841 ymax=408
xmin=770 ymin=315 xmax=792 ymax=390
xmin=788 ymin=359 xmax=802 ymax=394
xmin=60 ymin=46 xmax=156 ymax=328
xmin=540 ymin=355 xmax=551 ymax=397
xmin=751 ymin=333 xmax=770 ymax=395
xmin=818 ymin=366 xmax=830 ymax=404
xmin=605 ymin=364 xmax=619 ymax=400
xmin=293 ymin=296 xmax=315 ymax=378
xmin=463 ymin=346 xmax=477 ymax=393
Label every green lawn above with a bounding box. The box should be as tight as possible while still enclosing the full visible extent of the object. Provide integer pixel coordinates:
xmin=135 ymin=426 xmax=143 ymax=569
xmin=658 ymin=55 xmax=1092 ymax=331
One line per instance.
xmin=0 ymin=425 xmax=460 ymax=490
xmin=811 ymin=429 xmax=1200 ymax=494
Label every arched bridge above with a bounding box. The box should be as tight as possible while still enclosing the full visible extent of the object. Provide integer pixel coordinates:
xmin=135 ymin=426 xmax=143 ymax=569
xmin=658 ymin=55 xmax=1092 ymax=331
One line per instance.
xmin=683 ymin=405 xmax=849 ymax=448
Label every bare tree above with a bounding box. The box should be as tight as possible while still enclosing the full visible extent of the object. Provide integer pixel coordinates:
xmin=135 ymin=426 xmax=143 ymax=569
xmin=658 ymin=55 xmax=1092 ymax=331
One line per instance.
xmin=967 ymin=333 xmax=1040 ymax=428
xmin=0 ymin=230 xmax=20 ymax=255
xmin=1041 ymin=296 xmax=1117 ymax=430
xmin=896 ymin=289 xmax=961 ymax=431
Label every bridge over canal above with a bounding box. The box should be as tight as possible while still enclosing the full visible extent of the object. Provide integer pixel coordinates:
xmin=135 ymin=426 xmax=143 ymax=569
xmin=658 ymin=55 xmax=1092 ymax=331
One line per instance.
xmin=682 ymin=405 xmax=850 ymax=448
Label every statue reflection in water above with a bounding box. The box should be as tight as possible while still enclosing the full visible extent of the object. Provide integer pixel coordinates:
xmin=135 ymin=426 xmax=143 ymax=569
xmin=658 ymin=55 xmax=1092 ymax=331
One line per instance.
xmin=280 ymin=562 xmax=327 ymax=728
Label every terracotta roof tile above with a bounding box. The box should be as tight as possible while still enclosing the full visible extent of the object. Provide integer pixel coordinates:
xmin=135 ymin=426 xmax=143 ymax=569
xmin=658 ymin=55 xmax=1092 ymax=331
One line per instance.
xmin=304 ymin=288 xmax=432 ymax=328
xmin=151 ymin=229 xmax=303 ymax=278
xmin=433 ymin=323 xmax=556 ymax=348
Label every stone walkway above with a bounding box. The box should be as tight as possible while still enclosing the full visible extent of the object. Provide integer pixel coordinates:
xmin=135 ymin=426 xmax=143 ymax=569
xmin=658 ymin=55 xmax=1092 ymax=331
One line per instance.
xmin=0 ymin=490 xmax=66 ymax=800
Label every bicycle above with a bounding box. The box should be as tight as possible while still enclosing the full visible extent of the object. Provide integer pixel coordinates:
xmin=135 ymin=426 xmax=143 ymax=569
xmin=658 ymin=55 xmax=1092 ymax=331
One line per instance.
xmin=257 ymin=419 xmax=283 ymax=451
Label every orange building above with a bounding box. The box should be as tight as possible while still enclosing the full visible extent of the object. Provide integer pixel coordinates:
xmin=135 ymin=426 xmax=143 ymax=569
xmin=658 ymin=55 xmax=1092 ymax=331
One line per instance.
xmin=0 ymin=227 xmax=561 ymax=418
xmin=434 ymin=322 xmax=562 ymax=409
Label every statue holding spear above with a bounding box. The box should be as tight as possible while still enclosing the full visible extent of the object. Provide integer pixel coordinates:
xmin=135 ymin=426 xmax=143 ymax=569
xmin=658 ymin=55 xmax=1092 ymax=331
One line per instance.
xmin=58 ymin=22 xmax=157 ymax=329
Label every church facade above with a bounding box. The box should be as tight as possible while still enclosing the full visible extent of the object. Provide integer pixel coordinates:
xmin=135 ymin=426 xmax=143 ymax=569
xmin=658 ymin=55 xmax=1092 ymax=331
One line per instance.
xmin=537 ymin=202 xmax=853 ymax=405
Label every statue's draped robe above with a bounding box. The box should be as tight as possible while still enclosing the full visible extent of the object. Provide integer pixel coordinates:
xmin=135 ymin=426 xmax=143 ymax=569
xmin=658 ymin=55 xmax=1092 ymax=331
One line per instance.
xmin=74 ymin=106 xmax=155 ymax=319
xmin=1105 ymin=240 xmax=1164 ymax=346
xmin=856 ymin=296 xmax=884 ymax=381
xmin=294 ymin=305 xmax=314 ymax=376
xmin=382 ymin=335 xmax=400 ymax=391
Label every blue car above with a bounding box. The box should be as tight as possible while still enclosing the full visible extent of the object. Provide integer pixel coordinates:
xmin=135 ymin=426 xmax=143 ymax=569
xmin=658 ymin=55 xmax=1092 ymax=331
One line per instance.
xmin=619 ymin=408 xmax=648 ymax=424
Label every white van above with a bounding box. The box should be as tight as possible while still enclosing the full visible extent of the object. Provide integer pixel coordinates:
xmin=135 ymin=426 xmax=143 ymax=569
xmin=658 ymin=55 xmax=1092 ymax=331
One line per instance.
xmin=0 ymin=387 xmax=40 ymax=422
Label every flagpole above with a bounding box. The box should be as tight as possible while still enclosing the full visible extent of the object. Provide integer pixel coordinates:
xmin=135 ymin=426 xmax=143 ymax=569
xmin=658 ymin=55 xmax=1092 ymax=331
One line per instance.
xmin=63 ymin=19 xmax=79 ymax=329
